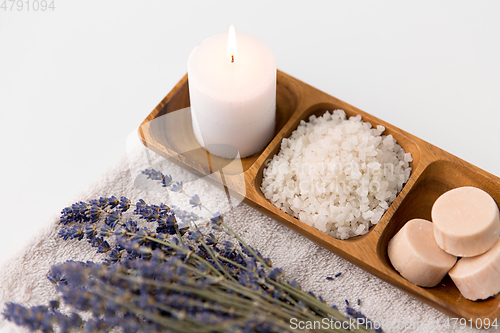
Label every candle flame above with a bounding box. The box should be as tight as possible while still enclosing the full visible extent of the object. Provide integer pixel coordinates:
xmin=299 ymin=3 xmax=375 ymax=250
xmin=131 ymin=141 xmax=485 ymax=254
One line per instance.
xmin=228 ymin=25 xmax=237 ymax=63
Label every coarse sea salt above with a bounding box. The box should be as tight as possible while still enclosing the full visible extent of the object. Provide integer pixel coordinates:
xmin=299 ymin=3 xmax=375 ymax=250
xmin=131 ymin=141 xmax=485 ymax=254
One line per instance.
xmin=261 ymin=110 xmax=412 ymax=240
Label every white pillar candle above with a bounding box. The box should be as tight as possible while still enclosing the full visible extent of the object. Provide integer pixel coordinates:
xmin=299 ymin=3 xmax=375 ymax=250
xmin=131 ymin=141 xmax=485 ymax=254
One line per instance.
xmin=187 ymin=26 xmax=276 ymax=159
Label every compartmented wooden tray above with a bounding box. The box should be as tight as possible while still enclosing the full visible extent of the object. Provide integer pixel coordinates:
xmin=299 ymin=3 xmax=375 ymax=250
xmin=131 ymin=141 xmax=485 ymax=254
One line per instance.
xmin=139 ymin=70 xmax=500 ymax=321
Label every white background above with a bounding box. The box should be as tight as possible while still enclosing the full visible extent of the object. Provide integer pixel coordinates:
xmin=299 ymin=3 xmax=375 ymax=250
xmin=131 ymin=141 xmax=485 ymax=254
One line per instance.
xmin=1 ymin=1 xmax=499 ymax=266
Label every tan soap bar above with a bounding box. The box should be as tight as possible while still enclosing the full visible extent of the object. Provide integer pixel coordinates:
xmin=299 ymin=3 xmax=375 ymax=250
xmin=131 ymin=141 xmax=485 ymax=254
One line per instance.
xmin=431 ymin=186 xmax=500 ymax=257
xmin=388 ymin=218 xmax=457 ymax=287
xmin=449 ymin=238 xmax=500 ymax=300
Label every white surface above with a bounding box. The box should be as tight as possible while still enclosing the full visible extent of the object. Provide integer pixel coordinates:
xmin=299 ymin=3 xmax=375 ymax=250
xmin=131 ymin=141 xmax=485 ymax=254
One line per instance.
xmin=0 ymin=0 xmax=499 ymax=287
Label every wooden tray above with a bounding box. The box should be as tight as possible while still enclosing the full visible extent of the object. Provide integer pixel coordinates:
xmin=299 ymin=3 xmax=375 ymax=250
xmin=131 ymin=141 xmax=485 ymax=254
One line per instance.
xmin=139 ymin=70 xmax=500 ymax=321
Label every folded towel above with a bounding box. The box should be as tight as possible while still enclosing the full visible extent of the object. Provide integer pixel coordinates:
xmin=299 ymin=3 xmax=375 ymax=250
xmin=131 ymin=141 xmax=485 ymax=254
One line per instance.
xmin=0 ymin=136 xmax=480 ymax=333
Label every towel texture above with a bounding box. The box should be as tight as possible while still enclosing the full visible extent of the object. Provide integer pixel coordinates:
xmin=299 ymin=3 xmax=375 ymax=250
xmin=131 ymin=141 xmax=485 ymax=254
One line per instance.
xmin=0 ymin=143 xmax=484 ymax=333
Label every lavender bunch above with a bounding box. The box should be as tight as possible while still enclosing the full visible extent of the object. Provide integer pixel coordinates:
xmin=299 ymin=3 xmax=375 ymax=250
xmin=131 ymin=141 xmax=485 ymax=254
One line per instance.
xmin=3 ymin=169 xmax=381 ymax=333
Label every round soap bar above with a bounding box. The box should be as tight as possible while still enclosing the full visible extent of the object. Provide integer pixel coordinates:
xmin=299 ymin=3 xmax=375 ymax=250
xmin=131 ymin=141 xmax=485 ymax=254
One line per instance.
xmin=388 ymin=218 xmax=457 ymax=287
xmin=449 ymin=238 xmax=500 ymax=300
xmin=431 ymin=186 xmax=500 ymax=257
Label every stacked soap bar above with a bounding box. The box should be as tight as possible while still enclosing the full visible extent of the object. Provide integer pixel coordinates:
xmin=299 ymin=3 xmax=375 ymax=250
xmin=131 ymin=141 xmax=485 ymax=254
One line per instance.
xmin=449 ymin=239 xmax=500 ymax=301
xmin=388 ymin=219 xmax=457 ymax=287
xmin=388 ymin=186 xmax=500 ymax=301
xmin=432 ymin=187 xmax=500 ymax=257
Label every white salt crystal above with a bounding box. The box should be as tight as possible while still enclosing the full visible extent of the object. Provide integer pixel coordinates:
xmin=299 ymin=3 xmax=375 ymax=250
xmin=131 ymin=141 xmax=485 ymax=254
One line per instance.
xmin=260 ymin=110 xmax=412 ymax=239
xmin=355 ymin=224 xmax=366 ymax=235
xmin=299 ymin=181 xmax=310 ymax=194
xmin=351 ymin=170 xmax=362 ymax=180
xmin=362 ymin=210 xmax=375 ymax=219
xmin=367 ymin=162 xmax=381 ymax=170
xmin=279 ymin=163 xmax=290 ymax=174
xmin=379 ymin=201 xmax=389 ymax=210
xmin=404 ymin=152 xmax=413 ymax=163
xmin=383 ymin=135 xmax=395 ymax=149
xmin=341 ymin=141 xmax=352 ymax=151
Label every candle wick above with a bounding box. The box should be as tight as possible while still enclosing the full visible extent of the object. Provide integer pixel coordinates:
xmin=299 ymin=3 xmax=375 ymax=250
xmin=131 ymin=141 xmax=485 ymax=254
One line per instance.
xmin=231 ymin=55 xmax=234 ymax=63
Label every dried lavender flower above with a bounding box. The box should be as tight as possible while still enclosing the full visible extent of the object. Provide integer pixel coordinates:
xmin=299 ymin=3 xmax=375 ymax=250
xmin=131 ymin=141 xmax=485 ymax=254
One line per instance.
xmin=3 ymin=169 xmax=381 ymax=333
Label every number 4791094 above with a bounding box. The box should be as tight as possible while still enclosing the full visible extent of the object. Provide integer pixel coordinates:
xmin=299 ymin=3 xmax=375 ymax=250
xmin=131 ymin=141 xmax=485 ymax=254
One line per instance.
xmin=443 ymin=317 xmax=498 ymax=330
xmin=1 ymin=0 xmax=55 ymax=11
